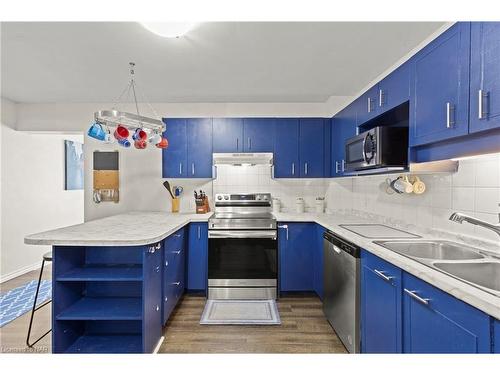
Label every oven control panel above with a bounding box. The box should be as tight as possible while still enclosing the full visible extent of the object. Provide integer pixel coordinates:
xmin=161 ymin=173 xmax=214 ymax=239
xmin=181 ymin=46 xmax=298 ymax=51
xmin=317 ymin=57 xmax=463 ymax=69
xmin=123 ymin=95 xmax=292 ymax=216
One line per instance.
xmin=215 ymin=193 xmax=271 ymax=202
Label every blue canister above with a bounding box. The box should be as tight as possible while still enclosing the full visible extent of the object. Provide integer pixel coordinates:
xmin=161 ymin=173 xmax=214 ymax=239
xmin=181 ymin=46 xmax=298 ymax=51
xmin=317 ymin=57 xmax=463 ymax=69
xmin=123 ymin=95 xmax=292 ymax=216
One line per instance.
xmin=87 ymin=122 xmax=106 ymax=141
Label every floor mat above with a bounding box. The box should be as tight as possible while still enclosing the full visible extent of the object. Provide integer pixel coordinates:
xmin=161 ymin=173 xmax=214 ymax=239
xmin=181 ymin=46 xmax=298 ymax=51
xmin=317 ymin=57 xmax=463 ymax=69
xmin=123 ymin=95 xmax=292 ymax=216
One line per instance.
xmin=0 ymin=280 xmax=51 ymax=327
xmin=200 ymin=299 xmax=281 ymax=325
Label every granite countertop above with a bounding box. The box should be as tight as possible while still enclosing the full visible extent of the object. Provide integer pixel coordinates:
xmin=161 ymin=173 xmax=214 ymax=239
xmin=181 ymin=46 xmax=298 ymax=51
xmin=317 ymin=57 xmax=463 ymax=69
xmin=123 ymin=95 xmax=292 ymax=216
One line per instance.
xmin=24 ymin=211 xmax=213 ymax=247
xmin=24 ymin=209 xmax=499 ymax=319
xmin=274 ymin=211 xmax=500 ymax=320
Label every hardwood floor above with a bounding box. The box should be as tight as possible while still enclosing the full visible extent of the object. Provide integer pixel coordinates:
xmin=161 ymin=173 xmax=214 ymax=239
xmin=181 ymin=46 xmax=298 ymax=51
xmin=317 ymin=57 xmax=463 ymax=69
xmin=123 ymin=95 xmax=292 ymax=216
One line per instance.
xmin=0 ymin=266 xmax=52 ymax=353
xmin=1 ymin=270 xmax=346 ymax=354
xmin=159 ymin=294 xmax=347 ymax=354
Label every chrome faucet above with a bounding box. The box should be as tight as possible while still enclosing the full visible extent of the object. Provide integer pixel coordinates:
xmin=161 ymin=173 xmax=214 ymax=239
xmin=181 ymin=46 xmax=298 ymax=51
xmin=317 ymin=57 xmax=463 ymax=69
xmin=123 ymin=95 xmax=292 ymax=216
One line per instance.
xmin=449 ymin=206 xmax=500 ymax=238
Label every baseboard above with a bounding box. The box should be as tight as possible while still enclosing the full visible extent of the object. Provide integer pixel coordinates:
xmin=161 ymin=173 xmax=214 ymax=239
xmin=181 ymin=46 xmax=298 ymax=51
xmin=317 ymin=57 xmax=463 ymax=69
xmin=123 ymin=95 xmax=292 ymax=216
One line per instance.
xmin=0 ymin=261 xmax=44 ymax=283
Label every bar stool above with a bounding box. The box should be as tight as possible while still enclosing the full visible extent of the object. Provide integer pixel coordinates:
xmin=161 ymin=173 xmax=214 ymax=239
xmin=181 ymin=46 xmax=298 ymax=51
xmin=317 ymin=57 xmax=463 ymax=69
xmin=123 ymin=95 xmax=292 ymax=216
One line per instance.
xmin=26 ymin=251 xmax=52 ymax=348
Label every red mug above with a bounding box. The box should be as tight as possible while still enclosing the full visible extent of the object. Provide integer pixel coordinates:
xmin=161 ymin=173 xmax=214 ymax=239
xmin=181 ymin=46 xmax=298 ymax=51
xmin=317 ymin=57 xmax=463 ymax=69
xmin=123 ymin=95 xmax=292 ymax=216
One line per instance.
xmin=132 ymin=128 xmax=147 ymax=141
xmin=156 ymin=137 xmax=169 ymax=149
xmin=114 ymin=125 xmax=129 ymax=141
xmin=134 ymin=139 xmax=147 ymax=149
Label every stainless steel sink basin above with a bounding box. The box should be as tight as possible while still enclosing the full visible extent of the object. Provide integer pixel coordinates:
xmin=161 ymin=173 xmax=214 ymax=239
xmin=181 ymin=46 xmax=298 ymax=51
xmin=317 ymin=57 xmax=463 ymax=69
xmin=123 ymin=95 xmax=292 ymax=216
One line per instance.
xmin=434 ymin=262 xmax=500 ymax=292
xmin=374 ymin=240 xmax=485 ymax=260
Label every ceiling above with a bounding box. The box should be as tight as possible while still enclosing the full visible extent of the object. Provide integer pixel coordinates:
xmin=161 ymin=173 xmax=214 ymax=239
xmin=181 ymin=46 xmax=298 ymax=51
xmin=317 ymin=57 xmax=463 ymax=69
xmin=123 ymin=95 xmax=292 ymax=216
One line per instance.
xmin=1 ymin=22 xmax=445 ymax=103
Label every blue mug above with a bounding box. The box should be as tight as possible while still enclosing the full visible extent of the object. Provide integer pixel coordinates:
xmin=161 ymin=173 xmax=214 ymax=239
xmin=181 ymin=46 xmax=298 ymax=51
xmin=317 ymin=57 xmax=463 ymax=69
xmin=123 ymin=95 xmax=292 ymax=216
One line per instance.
xmin=118 ymin=138 xmax=131 ymax=148
xmin=88 ymin=122 xmax=106 ymax=141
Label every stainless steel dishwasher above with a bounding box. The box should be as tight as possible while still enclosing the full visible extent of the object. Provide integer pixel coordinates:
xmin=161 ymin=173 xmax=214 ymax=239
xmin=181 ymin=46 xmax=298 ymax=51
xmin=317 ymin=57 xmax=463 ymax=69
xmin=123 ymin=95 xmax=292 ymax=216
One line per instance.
xmin=323 ymin=230 xmax=361 ymax=353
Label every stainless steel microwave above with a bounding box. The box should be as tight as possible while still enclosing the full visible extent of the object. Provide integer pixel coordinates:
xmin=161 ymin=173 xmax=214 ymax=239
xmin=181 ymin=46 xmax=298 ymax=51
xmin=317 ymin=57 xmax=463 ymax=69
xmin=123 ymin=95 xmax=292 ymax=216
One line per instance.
xmin=344 ymin=126 xmax=408 ymax=172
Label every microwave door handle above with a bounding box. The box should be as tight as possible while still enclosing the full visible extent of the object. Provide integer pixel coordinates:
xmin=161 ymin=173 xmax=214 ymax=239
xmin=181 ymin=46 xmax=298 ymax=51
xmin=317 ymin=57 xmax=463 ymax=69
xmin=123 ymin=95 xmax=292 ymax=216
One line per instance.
xmin=362 ymin=133 xmax=369 ymax=163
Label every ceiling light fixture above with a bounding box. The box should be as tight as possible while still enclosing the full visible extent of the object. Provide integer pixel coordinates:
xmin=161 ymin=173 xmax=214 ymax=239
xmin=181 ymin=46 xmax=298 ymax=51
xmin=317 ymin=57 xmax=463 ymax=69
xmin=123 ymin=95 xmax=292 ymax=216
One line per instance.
xmin=140 ymin=22 xmax=197 ymax=38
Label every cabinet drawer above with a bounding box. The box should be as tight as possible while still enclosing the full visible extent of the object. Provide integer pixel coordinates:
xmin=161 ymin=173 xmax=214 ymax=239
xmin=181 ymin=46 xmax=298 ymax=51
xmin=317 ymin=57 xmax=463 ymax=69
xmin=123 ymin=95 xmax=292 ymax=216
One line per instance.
xmin=362 ymin=251 xmax=400 ymax=278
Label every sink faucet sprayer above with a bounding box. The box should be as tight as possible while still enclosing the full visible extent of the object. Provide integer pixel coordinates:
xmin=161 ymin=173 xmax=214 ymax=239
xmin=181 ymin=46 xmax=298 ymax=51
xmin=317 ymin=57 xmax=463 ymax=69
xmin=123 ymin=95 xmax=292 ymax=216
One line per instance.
xmin=449 ymin=204 xmax=500 ymax=238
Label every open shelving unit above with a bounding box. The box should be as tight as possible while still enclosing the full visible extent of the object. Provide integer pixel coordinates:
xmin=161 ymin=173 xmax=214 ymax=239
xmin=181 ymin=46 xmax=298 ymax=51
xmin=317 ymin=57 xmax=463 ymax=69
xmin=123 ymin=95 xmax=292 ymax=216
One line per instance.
xmin=52 ymin=244 xmax=162 ymax=353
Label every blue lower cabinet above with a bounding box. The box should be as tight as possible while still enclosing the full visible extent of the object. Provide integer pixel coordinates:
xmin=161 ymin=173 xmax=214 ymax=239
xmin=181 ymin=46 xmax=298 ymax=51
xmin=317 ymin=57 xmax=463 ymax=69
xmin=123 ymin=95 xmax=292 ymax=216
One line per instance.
xmin=187 ymin=223 xmax=208 ymax=292
xmin=313 ymin=225 xmax=325 ymax=299
xmin=162 ymin=228 xmax=186 ymax=324
xmin=279 ymin=223 xmax=314 ymax=292
xmin=494 ymin=320 xmax=500 ymax=353
xmin=403 ymin=272 xmax=491 ymax=353
xmin=361 ymin=251 xmax=402 ymax=353
xmin=142 ymin=244 xmax=162 ymax=353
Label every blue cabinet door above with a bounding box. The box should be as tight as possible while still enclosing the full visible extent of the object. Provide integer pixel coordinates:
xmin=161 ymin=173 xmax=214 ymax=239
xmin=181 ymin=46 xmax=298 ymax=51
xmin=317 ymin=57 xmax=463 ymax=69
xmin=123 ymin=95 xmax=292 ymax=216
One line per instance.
xmin=470 ymin=22 xmax=500 ymax=133
xmin=331 ymin=105 xmax=357 ymax=177
xmin=279 ymin=223 xmax=314 ymax=292
xmin=187 ymin=223 xmax=208 ymax=292
xmin=361 ymin=251 xmax=402 ymax=353
xmin=163 ymin=228 xmax=185 ymax=324
xmin=403 ymin=272 xmax=491 ymax=353
xmin=378 ymin=62 xmax=410 ymax=112
xmin=274 ymin=118 xmax=299 ymax=178
xmin=142 ymin=245 xmax=162 ymax=353
xmin=409 ymin=23 xmax=471 ymax=146
xmin=313 ymin=225 xmax=325 ymax=299
xmin=243 ymin=118 xmax=275 ymax=152
xmin=212 ymin=118 xmax=243 ymax=153
xmin=299 ymin=118 xmax=325 ymax=178
xmin=357 ymin=85 xmax=379 ymax=126
xmin=162 ymin=118 xmax=187 ymax=178
xmin=187 ymin=118 xmax=213 ymax=178
xmin=494 ymin=320 xmax=500 ymax=353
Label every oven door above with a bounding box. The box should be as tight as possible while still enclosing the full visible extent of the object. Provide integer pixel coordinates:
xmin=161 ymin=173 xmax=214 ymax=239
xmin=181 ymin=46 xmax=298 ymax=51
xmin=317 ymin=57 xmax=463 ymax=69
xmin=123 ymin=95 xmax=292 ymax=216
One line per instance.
xmin=208 ymin=230 xmax=277 ymax=287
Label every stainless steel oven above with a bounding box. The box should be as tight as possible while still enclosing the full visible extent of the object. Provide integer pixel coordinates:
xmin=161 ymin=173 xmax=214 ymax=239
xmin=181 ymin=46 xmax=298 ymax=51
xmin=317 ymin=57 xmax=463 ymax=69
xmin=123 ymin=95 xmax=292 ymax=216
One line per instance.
xmin=208 ymin=193 xmax=277 ymax=300
xmin=344 ymin=126 xmax=408 ymax=172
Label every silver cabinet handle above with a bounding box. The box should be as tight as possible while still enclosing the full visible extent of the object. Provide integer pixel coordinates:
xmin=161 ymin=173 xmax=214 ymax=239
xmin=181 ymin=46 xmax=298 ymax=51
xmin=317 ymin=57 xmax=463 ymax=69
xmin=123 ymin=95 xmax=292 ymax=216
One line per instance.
xmin=373 ymin=269 xmax=394 ymax=283
xmin=367 ymin=97 xmax=375 ymax=113
xmin=191 ymin=163 xmax=195 ymax=175
xmin=378 ymin=89 xmax=385 ymax=107
xmin=173 ymin=250 xmax=181 ymax=255
xmin=156 ymin=305 xmax=160 ymax=312
xmin=446 ymin=102 xmax=455 ymax=128
xmin=335 ymin=161 xmax=339 ymax=174
xmin=236 ymin=138 xmax=239 ymax=151
xmin=172 ymin=281 xmax=181 ymax=286
xmin=173 ymin=233 xmax=181 ymax=238
xmin=155 ymin=243 xmax=161 ymax=250
xmin=278 ymin=224 xmax=289 ymax=241
xmin=165 ymin=260 xmax=169 ymax=267
xmin=179 ymin=163 xmax=183 ymax=175
xmin=304 ymin=162 xmax=308 ymax=175
xmin=164 ymin=297 xmax=168 ymax=302
xmin=291 ymin=162 xmax=295 ymax=175
xmin=404 ymin=288 xmax=430 ymax=305
xmin=198 ymin=226 xmax=201 ymax=239
xmin=155 ymin=266 xmax=160 ymax=273
xmin=478 ymin=89 xmax=489 ymax=120
xmin=248 ymin=137 xmax=251 ymax=150
xmin=341 ymin=159 xmax=345 ymax=172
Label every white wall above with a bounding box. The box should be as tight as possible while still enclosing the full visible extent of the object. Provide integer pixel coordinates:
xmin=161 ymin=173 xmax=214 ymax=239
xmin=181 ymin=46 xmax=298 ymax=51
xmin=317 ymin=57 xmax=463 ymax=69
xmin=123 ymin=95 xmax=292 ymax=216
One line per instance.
xmin=325 ymin=153 xmax=500 ymax=245
xmin=0 ymin=99 xmax=85 ymax=281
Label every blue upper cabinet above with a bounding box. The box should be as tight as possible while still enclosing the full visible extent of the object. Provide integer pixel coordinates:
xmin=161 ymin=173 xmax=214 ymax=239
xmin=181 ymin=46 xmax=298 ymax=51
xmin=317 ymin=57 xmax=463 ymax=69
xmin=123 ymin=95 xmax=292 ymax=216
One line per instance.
xmin=331 ymin=105 xmax=357 ymax=177
xmin=274 ymin=118 xmax=300 ymax=178
xmin=298 ymin=118 xmax=325 ymax=178
xmin=403 ymin=272 xmax=491 ymax=353
xmin=361 ymin=251 xmax=402 ymax=353
xmin=279 ymin=223 xmax=314 ymax=292
xmin=186 ymin=118 xmax=213 ymax=178
xmin=378 ymin=62 xmax=410 ymax=112
xmin=162 ymin=118 xmax=187 ymax=178
xmin=409 ymin=22 xmax=471 ymax=146
xmin=469 ymin=22 xmax=500 ymax=133
xmin=357 ymin=85 xmax=379 ymax=126
xmin=243 ymin=118 xmax=275 ymax=152
xmin=212 ymin=118 xmax=243 ymax=153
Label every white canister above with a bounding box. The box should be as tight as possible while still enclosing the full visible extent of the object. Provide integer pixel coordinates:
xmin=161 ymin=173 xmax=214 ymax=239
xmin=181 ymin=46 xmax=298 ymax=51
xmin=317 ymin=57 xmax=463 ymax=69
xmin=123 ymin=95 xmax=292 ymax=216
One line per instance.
xmin=315 ymin=197 xmax=325 ymax=214
xmin=295 ymin=197 xmax=305 ymax=213
xmin=272 ymin=198 xmax=281 ymax=213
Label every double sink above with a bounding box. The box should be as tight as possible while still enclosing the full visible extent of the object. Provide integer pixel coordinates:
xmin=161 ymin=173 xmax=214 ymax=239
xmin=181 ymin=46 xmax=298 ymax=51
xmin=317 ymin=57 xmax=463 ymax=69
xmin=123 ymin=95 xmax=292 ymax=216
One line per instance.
xmin=374 ymin=240 xmax=500 ymax=296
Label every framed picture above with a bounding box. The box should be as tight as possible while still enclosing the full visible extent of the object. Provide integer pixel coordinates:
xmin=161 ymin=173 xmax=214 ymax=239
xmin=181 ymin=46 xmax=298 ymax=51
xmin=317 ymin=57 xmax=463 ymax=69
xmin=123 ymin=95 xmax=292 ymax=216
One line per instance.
xmin=64 ymin=140 xmax=84 ymax=190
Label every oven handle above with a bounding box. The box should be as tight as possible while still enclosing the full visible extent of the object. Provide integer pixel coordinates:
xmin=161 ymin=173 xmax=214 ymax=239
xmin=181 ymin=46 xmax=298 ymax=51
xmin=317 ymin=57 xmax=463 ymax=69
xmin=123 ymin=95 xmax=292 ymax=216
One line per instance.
xmin=208 ymin=230 xmax=277 ymax=239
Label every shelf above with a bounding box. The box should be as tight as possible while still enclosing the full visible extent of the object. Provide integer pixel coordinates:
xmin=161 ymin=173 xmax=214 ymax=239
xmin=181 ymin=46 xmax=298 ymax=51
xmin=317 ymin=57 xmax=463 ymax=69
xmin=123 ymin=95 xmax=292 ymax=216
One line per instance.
xmin=65 ymin=334 xmax=142 ymax=353
xmin=56 ymin=297 xmax=142 ymax=321
xmin=57 ymin=265 xmax=142 ymax=281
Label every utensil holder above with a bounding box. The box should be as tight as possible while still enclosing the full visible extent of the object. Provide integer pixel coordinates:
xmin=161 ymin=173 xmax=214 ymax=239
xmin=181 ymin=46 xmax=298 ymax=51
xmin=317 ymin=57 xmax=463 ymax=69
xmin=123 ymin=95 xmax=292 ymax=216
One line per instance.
xmin=171 ymin=198 xmax=180 ymax=213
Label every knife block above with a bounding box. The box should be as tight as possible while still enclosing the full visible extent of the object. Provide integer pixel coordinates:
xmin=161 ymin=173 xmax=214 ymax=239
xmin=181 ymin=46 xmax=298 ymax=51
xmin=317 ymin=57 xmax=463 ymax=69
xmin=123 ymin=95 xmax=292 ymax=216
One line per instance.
xmin=195 ymin=197 xmax=210 ymax=214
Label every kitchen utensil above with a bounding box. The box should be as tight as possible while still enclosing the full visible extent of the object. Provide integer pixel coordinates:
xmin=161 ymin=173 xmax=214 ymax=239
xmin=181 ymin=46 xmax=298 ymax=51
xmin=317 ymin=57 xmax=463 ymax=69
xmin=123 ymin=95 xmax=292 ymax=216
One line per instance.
xmin=88 ymin=122 xmax=106 ymax=141
xmin=114 ymin=125 xmax=130 ymax=141
xmin=149 ymin=131 xmax=162 ymax=144
xmin=156 ymin=137 xmax=169 ymax=149
xmin=401 ymin=175 xmax=414 ymax=193
xmin=163 ymin=181 xmax=175 ymax=199
xmin=390 ymin=177 xmax=405 ymax=194
xmin=385 ymin=177 xmax=396 ymax=195
xmin=132 ymin=128 xmax=147 ymax=141
xmin=412 ymin=176 xmax=426 ymax=194
xmin=134 ymin=139 xmax=147 ymax=149
xmin=117 ymin=138 xmax=131 ymax=148
xmin=173 ymin=186 xmax=184 ymax=197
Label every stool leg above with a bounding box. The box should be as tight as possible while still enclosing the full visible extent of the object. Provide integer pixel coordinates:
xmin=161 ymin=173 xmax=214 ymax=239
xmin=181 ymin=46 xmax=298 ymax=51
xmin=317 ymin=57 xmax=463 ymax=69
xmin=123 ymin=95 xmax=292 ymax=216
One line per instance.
xmin=26 ymin=259 xmax=51 ymax=348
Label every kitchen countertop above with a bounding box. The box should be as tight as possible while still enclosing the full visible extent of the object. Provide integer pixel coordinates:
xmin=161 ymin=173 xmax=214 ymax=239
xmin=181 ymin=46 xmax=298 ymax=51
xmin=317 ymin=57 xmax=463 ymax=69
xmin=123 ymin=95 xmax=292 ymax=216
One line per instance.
xmin=25 ymin=210 xmax=499 ymax=319
xmin=24 ymin=211 xmax=213 ymax=247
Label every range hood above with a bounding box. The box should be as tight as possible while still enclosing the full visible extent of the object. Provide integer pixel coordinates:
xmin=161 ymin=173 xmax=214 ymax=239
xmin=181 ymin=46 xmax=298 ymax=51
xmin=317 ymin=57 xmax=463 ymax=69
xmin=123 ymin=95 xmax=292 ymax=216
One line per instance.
xmin=212 ymin=153 xmax=273 ymax=166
